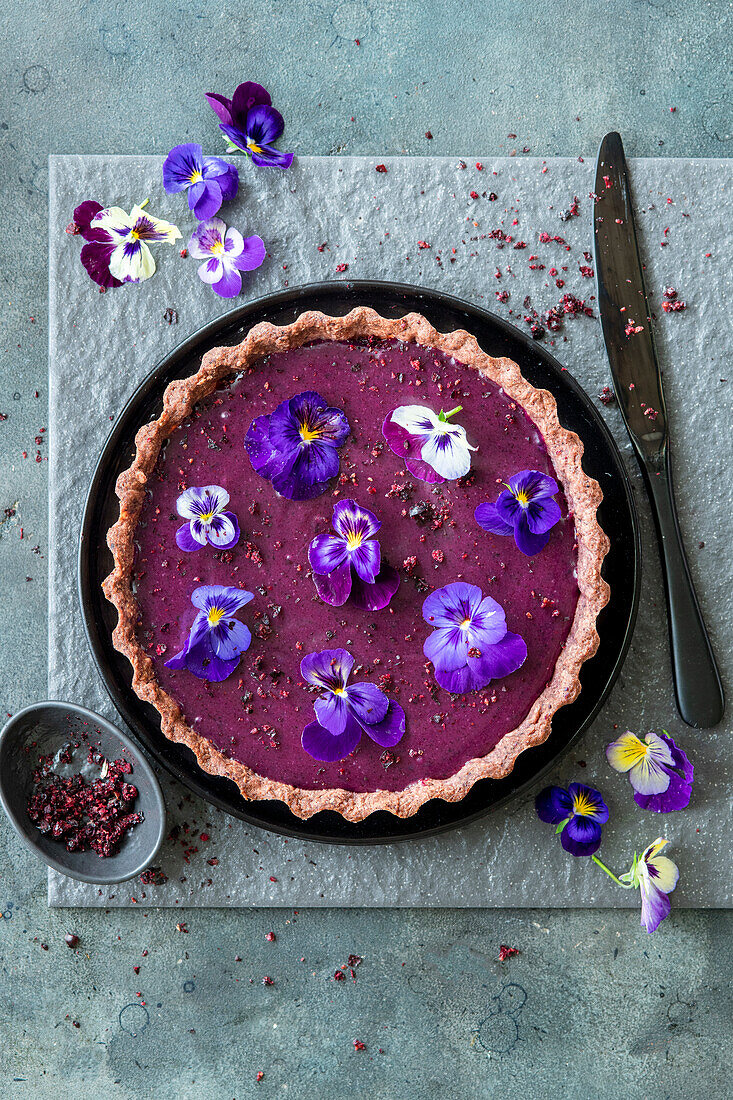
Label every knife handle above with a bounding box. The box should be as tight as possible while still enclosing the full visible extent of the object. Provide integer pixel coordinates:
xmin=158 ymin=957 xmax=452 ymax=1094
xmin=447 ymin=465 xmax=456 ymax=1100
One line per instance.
xmin=642 ymin=452 xmax=725 ymax=728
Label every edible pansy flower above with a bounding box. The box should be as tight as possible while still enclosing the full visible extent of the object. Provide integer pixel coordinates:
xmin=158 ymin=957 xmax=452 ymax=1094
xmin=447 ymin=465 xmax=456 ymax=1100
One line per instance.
xmin=605 ymin=729 xmax=693 ymax=812
xmin=620 ymin=838 xmax=680 ymax=933
xmin=475 ymin=470 xmax=562 ymax=557
xmin=535 ymin=783 xmax=609 ymax=856
xmin=244 ymin=391 xmax=350 ymax=501
xmin=309 ymin=499 xmax=400 ymax=611
xmin=205 ymin=81 xmax=293 ymax=169
xmin=422 ymin=581 xmax=526 ymax=694
xmin=382 ymin=404 xmax=476 ymax=483
xmin=188 ymin=217 xmax=266 ymax=299
xmin=163 ymin=143 xmax=239 ymax=220
xmin=87 ymin=201 xmax=181 ymax=284
xmin=299 ymin=648 xmax=405 ymax=762
xmin=67 ymin=199 xmax=124 ymax=289
xmin=175 ymin=485 xmax=240 ymax=552
xmin=164 ymin=585 xmax=253 ymax=682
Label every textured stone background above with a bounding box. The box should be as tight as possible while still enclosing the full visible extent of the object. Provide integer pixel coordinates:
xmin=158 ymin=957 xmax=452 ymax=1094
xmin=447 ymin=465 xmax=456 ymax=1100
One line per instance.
xmin=0 ymin=1 xmax=731 ymax=1096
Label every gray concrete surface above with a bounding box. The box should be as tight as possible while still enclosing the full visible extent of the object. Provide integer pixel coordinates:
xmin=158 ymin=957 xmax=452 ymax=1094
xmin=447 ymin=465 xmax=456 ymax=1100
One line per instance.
xmin=0 ymin=1 xmax=731 ymax=1096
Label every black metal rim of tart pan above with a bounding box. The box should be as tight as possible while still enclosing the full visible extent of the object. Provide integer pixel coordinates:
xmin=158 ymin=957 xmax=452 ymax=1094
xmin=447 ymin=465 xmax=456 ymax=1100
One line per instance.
xmin=79 ymin=280 xmax=641 ymax=845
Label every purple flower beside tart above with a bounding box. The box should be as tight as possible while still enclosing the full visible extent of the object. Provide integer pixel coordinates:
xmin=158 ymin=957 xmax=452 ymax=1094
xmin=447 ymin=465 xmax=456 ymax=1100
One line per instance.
xmin=103 ymin=308 xmax=609 ymax=822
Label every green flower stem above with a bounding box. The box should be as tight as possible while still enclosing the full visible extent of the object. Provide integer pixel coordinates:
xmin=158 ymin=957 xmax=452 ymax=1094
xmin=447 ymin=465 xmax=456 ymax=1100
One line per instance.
xmin=439 ymin=405 xmax=462 ymax=421
xmin=591 ymin=854 xmax=634 ymax=888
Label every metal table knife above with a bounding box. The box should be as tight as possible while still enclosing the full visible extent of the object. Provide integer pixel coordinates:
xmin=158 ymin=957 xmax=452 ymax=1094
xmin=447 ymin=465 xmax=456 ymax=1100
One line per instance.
xmin=593 ymin=131 xmax=724 ymax=728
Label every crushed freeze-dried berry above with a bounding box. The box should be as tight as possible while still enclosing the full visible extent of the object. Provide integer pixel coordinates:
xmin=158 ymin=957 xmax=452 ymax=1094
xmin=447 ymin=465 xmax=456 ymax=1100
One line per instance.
xmin=499 ymin=944 xmax=519 ymax=960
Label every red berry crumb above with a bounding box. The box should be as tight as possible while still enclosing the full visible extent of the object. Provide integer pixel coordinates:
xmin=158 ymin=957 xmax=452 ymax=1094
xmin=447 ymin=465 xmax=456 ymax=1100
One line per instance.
xmin=499 ymin=945 xmax=519 ymax=960
xmin=353 ymin=1039 xmax=366 ymax=1051
xmin=375 ymin=164 xmax=387 ymax=173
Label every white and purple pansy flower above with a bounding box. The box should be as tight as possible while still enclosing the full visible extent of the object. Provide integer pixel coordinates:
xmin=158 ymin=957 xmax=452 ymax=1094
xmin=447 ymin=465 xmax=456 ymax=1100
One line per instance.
xmin=300 ymin=648 xmax=406 ymax=762
xmin=205 ymin=81 xmax=293 ymax=169
xmin=67 ymin=199 xmax=123 ymax=289
xmin=245 ymin=391 xmax=350 ymax=501
xmin=535 ymin=783 xmax=609 ymax=857
xmin=621 ymin=838 xmax=680 ymax=933
xmin=308 ymin=499 xmax=401 ymax=611
xmin=163 ymin=143 xmax=239 ymax=221
xmin=175 ymin=485 xmax=240 ymax=553
xmin=475 ymin=470 xmax=561 ymax=557
xmin=188 ymin=217 xmax=266 ymax=298
xmin=606 ymin=729 xmax=693 ymax=812
xmin=382 ymin=404 xmax=477 ymax=483
xmin=422 ymin=581 xmax=526 ymax=694
xmin=88 ymin=202 xmax=181 ymax=284
xmin=164 ymin=585 xmax=253 ymax=682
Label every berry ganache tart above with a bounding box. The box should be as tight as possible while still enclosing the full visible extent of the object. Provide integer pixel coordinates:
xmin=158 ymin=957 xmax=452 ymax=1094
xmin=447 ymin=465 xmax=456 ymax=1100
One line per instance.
xmin=103 ymin=308 xmax=610 ymax=822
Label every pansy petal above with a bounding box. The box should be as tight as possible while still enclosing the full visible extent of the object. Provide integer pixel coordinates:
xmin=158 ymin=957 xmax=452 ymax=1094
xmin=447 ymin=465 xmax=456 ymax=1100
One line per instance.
xmin=190 ymin=584 xmax=253 ymax=613
xmin=467 ymin=630 xmax=527 ymax=682
xmin=205 ymin=92 xmax=234 ymax=124
xmin=176 ymin=522 xmax=205 ymax=552
xmin=73 ymin=200 xmax=104 ymax=234
xmin=332 ymin=499 xmax=381 ymax=541
xmin=645 ymin=854 xmax=679 ymax=895
xmin=219 ymin=122 xmax=250 ymax=153
xmin=404 ymin=454 xmax=445 ymax=483
xmin=309 ymin=533 xmax=349 ymax=575
xmin=198 ymin=256 xmax=223 ymax=284
xmin=91 ymin=206 xmax=133 ymax=236
xmin=469 ymin=595 xmax=509 ymax=646
xmin=389 ymin=405 xmax=441 ymax=436
xmin=314 ymin=690 xmax=351 ymax=735
xmin=109 ymin=239 xmax=156 ymax=283
xmin=495 ymin=489 xmax=523 ymax=526
xmin=420 ymin=425 xmax=473 ymax=480
xmin=182 ymin=633 xmax=240 ymax=682
xmin=513 ymin=513 xmax=551 ymax=557
xmin=244 ymin=414 xmax=295 ymax=481
xmin=382 ymin=415 xmax=424 ymax=460
xmin=251 ymin=145 xmax=293 ymax=169
xmin=433 ymin=662 xmax=492 ymax=694
xmin=561 ymin=816 xmax=602 ymax=857
xmin=568 ymin=783 xmax=610 ymax=823
xmin=79 ymin=240 xmax=122 ymax=288
xmin=162 ymin=143 xmax=203 ymax=191
xmin=628 ymin=755 xmax=672 ymax=796
xmin=313 ymin=562 xmax=353 ymax=607
xmin=506 ymin=470 xmax=559 ymax=501
xmin=271 ymin=440 xmax=339 ymax=500
xmin=474 ymin=501 xmax=514 ymax=536
xmin=212 ymin=263 xmax=242 ymax=299
xmin=525 ymin=495 xmax=562 ymax=535
xmin=189 ymin=218 xmax=227 ymax=258
xmin=605 ymin=731 xmax=648 ymax=774
xmin=301 ymin=716 xmax=362 ymax=763
xmin=423 ymin=626 xmax=469 ymax=672
xmin=190 ymin=179 xmax=223 ymax=221
xmin=246 ymin=103 xmax=285 ymax=145
xmin=639 ymin=880 xmax=671 ymax=933
xmin=128 ymin=205 xmax=182 ymax=244
xmin=422 ymin=581 xmax=483 ymax=629
xmin=206 ymin=511 xmax=240 ymax=548
xmin=357 ymin=701 xmax=406 ymax=747
xmin=535 ymin=785 xmax=573 ymax=824
xmin=634 ymin=771 xmax=691 ymax=813
xmin=210 ymin=618 xmax=251 ymax=662
xmin=350 ymin=541 xmax=381 ymax=584
xmin=300 ymin=648 xmax=353 ymax=691
xmin=213 ymin=163 xmax=239 ymax=202
xmin=349 ymin=563 xmax=400 ymax=611
xmin=230 ymin=234 xmax=266 ymax=272
xmin=231 ymin=81 xmax=272 ymax=118
xmin=344 ymin=681 xmax=389 ymax=726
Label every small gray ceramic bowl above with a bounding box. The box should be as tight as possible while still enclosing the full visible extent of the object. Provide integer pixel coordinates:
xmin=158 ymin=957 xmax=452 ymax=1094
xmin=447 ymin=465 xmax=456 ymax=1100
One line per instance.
xmin=0 ymin=701 xmax=166 ymax=885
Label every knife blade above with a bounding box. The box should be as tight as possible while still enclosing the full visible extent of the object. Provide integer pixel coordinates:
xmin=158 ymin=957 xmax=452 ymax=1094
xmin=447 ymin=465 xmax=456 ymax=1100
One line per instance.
xmin=593 ymin=132 xmax=724 ymax=728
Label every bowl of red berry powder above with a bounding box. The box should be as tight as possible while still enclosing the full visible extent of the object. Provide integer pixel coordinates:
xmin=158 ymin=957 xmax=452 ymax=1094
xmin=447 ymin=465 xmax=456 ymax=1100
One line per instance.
xmin=0 ymin=701 xmax=166 ymax=884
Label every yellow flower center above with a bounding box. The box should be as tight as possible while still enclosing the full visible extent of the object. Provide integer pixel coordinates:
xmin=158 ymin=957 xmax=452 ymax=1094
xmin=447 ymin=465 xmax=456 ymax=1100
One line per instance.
xmin=346 ymin=531 xmax=363 ymax=551
xmin=572 ymin=790 xmax=596 ymax=816
xmin=299 ymin=424 xmax=321 ymax=443
xmin=515 ymin=490 xmax=529 ymax=505
xmin=460 ymin=617 xmax=472 ymax=630
xmin=189 ymin=169 xmax=203 ymax=183
xmin=199 ymin=511 xmax=215 ymax=523
xmin=247 ymin=139 xmax=263 ymax=155
xmin=207 ymin=607 xmax=225 ymax=626
xmin=211 ymin=240 xmax=225 ymax=257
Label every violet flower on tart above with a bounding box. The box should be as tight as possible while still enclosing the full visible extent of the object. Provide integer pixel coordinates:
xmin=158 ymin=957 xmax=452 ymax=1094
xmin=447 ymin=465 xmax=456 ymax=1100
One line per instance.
xmin=103 ymin=308 xmax=609 ymax=821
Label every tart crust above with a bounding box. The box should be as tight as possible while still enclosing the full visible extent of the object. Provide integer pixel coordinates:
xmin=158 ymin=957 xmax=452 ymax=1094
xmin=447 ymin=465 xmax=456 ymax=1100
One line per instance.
xmin=103 ymin=308 xmax=610 ymax=821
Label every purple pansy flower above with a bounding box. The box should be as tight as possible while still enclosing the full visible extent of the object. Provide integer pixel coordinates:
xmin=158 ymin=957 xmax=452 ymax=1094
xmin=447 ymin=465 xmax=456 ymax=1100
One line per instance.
xmin=205 ymin=81 xmax=293 ymax=169
xmin=606 ymin=729 xmax=693 ymax=812
xmin=244 ymin=391 xmax=350 ymax=501
xmin=621 ymin=838 xmax=679 ymax=933
xmin=422 ymin=581 xmax=526 ymax=694
xmin=188 ymin=217 xmax=266 ymax=298
xmin=175 ymin=485 xmax=240 ymax=552
xmin=475 ymin=470 xmax=562 ymax=556
xmin=382 ymin=404 xmax=477 ymax=483
xmin=164 ymin=585 xmax=253 ymax=682
xmin=163 ymin=143 xmax=239 ymax=220
xmin=308 ymin=499 xmax=400 ymax=611
xmin=299 ymin=648 xmax=405 ymax=762
xmin=67 ymin=199 xmax=123 ymax=289
xmin=535 ymin=783 xmax=609 ymax=856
